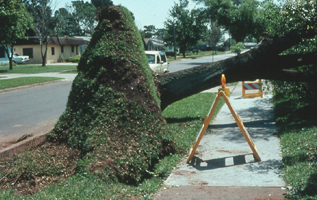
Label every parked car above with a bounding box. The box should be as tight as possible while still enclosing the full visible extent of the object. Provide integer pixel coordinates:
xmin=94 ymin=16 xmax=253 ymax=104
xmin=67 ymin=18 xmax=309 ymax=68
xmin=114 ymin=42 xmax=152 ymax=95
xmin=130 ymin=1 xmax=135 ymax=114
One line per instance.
xmin=12 ymin=54 xmax=30 ymax=64
xmin=145 ymin=51 xmax=169 ymax=73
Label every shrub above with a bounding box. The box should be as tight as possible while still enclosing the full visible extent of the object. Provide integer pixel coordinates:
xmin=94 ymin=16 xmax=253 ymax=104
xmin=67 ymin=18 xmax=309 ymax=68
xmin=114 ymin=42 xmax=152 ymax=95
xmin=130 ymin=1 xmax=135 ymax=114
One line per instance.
xmin=231 ymin=42 xmax=244 ymax=55
xmin=165 ymin=51 xmax=176 ymax=57
xmin=66 ymin=56 xmax=81 ymax=63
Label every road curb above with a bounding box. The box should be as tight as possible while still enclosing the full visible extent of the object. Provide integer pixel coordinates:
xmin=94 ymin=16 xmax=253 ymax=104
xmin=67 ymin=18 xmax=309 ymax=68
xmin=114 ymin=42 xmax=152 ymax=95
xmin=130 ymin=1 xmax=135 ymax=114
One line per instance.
xmin=0 ymin=133 xmax=47 ymax=159
xmin=0 ymin=80 xmax=63 ymax=94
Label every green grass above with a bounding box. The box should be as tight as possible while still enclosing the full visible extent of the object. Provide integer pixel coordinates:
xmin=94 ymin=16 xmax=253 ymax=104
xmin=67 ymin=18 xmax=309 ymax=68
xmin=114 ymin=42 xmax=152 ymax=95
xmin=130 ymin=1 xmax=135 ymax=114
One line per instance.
xmin=273 ymin=84 xmax=317 ymax=199
xmin=0 ymin=77 xmax=63 ymax=90
xmin=0 ymin=92 xmax=224 ymax=199
xmin=0 ymin=65 xmax=77 ymax=74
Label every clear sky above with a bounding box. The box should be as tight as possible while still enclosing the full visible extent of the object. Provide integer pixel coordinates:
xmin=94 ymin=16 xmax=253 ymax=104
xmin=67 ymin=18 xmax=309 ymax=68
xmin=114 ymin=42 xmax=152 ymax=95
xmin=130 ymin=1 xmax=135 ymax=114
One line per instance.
xmin=54 ymin=0 xmax=200 ymax=30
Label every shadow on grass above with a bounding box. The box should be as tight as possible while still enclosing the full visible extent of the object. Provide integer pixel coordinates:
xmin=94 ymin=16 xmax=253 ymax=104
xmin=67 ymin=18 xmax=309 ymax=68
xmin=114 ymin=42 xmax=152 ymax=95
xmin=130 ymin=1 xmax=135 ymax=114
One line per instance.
xmin=165 ymin=117 xmax=201 ymax=123
xmin=0 ymin=70 xmax=8 ymax=73
xmin=274 ymin=99 xmax=317 ymax=131
xmin=303 ymin=172 xmax=317 ymax=197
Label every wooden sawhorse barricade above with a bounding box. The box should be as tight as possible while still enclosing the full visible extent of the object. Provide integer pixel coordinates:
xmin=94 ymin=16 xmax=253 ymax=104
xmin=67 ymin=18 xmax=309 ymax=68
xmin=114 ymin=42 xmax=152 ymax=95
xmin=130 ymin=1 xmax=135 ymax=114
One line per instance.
xmin=187 ymin=76 xmax=261 ymax=163
xmin=242 ymin=79 xmax=263 ymax=99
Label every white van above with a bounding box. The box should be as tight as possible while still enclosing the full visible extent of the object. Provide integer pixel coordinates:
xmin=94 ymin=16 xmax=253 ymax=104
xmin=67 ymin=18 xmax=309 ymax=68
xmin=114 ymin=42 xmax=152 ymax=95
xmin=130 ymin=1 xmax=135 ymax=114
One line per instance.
xmin=145 ymin=51 xmax=169 ymax=73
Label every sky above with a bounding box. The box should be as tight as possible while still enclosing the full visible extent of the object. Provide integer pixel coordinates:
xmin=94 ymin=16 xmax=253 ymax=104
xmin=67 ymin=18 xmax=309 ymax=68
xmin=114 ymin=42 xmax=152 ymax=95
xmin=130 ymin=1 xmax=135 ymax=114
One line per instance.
xmin=54 ymin=0 xmax=201 ymax=30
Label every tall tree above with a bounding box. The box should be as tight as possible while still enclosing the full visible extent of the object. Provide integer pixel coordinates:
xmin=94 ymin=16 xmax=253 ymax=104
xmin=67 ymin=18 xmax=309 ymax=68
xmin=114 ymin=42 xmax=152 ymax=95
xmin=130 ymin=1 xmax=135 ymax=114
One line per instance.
xmin=203 ymin=21 xmax=223 ymax=51
xmin=53 ymin=7 xmax=77 ymax=37
xmin=195 ymin=0 xmax=266 ymax=42
xmin=70 ymin=1 xmax=97 ymax=36
xmin=25 ymin=0 xmax=55 ymax=66
xmin=143 ymin=25 xmax=157 ymax=38
xmin=164 ymin=0 xmax=206 ymax=57
xmin=0 ymin=0 xmax=31 ymax=70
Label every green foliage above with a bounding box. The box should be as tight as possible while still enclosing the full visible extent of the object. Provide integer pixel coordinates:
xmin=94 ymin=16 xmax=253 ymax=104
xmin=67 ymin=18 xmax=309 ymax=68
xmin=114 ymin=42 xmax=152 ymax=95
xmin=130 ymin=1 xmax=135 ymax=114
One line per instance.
xmin=164 ymin=51 xmax=176 ymax=57
xmin=0 ymin=77 xmax=62 ymax=89
xmin=0 ymin=92 xmax=224 ymax=198
xmin=202 ymin=21 xmax=223 ymax=49
xmin=50 ymin=6 xmax=173 ymax=184
xmin=25 ymin=0 xmax=54 ymax=66
xmin=271 ymin=3 xmax=317 ymax=195
xmin=69 ymin=1 xmax=96 ymax=36
xmin=65 ymin=56 xmax=81 ymax=63
xmin=0 ymin=0 xmax=31 ymax=70
xmin=164 ymin=0 xmax=207 ymax=57
xmin=231 ymin=42 xmax=244 ymax=55
xmin=195 ymin=0 xmax=266 ymax=42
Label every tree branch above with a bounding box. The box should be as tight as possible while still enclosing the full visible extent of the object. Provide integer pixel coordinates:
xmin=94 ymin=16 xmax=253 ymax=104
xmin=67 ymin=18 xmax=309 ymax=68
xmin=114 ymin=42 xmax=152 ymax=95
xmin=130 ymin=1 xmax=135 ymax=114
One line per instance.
xmin=158 ymin=28 xmax=317 ymax=110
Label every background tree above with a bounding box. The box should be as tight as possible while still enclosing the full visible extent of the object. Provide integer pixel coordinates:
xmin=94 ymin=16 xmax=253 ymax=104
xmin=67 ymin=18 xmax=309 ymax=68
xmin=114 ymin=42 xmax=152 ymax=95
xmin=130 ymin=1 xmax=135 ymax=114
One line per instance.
xmin=143 ymin=25 xmax=157 ymax=38
xmin=70 ymin=1 xmax=97 ymax=36
xmin=0 ymin=0 xmax=31 ymax=70
xmin=203 ymin=21 xmax=222 ymax=52
xmin=53 ymin=7 xmax=77 ymax=36
xmin=164 ymin=0 xmax=206 ymax=57
xmin=195 ymin=0 xmax=266 ymax=42
xmin=25 ymin=0 xmax=55 ymax=66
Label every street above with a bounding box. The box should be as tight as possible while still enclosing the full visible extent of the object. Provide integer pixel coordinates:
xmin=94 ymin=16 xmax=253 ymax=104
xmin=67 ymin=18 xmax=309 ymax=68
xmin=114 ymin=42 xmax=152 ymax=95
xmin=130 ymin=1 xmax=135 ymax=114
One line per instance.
xmin=0 ymin=81 xmax=72 ymax=142
xmin=0 ymin=53 xmax=237 ymax=143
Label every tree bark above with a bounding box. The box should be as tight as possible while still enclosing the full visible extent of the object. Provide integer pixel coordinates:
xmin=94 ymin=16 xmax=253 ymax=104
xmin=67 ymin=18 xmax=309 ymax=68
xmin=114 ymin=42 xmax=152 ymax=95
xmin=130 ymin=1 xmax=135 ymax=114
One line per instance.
xmin=158 ymin=29 xmax=317 ymax=110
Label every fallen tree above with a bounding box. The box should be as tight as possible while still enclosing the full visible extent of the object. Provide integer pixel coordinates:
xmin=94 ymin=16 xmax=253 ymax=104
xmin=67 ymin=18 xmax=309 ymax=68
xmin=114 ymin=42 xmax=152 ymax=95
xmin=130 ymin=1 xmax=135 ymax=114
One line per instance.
xmin=158 ymin=29 xmax=317 ymax=110
xmin=1 ymin=5 xmax=316 ymax=194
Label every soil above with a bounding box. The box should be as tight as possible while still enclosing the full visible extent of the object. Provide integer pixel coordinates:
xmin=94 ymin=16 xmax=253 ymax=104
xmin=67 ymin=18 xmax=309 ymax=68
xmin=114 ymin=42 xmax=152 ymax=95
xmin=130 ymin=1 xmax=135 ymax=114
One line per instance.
xmin=0 ymin=141 xmax=80 ymax=195
xmin=0 ymin=134 xmax=34 ymax=151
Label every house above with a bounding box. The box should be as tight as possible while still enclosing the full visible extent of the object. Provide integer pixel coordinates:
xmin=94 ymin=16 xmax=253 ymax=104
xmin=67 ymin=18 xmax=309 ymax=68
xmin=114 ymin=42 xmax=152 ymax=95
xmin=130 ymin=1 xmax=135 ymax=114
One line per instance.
xmin=144 ymin=38 xmax=165 ymax=51
xmin=13 ymin=37 xmax=88 ymax=64
xmin=73 ymin=36 xmax=91 ymax=54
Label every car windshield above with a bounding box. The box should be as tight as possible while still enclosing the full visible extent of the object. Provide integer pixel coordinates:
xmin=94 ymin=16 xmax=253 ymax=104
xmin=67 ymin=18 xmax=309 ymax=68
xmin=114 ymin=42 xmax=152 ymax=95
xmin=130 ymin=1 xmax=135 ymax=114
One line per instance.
xmin=146 ymin=54 xmax=155 ymax=64
xmin=159 ymin=52 xmax=167 ymax=62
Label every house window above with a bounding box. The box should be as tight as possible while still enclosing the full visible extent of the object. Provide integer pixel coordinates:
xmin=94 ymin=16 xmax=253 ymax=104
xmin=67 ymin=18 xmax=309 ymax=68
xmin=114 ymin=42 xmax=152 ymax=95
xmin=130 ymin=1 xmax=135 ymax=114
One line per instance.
xmin=23 ymin=48 xmax=33 ymax=58
xmin=61 ymin=46 xmax=64 ymax=53
xmin=76 ymin=46 xmax=78 ymax=55
xmin=71 ymin=45 xmax=74 ymax=53
xmin=51 ymin=47 xmax=55 ymax=55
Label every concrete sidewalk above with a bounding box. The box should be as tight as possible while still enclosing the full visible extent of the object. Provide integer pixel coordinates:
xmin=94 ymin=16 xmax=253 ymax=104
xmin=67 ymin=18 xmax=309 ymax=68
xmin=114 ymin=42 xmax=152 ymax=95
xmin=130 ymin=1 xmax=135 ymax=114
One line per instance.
xmin=155 ymin=82 xmax=286 ymax=199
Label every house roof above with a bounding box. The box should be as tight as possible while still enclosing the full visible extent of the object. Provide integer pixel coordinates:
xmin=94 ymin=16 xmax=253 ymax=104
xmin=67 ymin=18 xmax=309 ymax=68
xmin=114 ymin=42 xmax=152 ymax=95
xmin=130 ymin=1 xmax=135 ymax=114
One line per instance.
xmin=49 ymin=38 xmax=88 ymax=45
xmin=144 ymin=38 xmax=165 ymax=47
xmin=15 ymin=37 xmax=88 ymax=46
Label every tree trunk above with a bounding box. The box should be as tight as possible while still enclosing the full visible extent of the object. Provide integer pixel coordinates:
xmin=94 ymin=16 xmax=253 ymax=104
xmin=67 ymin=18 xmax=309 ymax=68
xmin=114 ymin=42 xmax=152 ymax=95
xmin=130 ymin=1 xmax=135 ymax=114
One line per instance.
xmin=158 ymin=29 xmax=317 ymax=110
xmin=41 ymin=43 xmax=48 ymax=66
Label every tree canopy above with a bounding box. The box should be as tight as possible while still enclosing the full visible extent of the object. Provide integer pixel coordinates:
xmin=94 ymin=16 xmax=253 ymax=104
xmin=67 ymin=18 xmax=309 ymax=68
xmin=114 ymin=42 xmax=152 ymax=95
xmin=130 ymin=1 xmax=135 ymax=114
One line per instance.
xmin=0 ymin=0 xmax=31 ymax=70
xmin=194 ymin=0 xmax=266 ymax=42
xmin=164 ymin=0 xmax=206 ymax=57
xmin=25 ymin=0 xmax=55 ymax=66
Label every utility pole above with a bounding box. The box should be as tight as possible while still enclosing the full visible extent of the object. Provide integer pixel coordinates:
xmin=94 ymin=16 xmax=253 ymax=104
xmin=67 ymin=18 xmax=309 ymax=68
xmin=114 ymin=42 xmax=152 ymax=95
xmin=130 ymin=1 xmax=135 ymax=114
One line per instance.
xmin=173 ymin=20 xmax=176 ymax=60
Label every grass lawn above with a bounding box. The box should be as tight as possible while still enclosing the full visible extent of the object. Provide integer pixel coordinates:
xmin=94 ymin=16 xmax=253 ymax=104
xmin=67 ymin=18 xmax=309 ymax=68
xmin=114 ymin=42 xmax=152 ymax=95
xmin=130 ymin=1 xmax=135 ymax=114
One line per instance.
xmin=273 ymin=86 xmax=317 ymax=199
xmin=0 ymin=92 xmax=224 ymax=199
xmin=0 ymin=64 xmax=77 ymax=74
xmin=0 ymin=77 xmax=63 ymax=90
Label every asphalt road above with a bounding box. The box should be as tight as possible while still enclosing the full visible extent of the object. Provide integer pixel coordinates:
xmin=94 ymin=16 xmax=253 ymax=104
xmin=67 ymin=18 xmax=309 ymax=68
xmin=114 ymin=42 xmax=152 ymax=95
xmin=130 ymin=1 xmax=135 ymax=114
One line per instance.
xmin=0 ymin=53 xmax=237 ymax=142
xmin=0 ymin=81 xmax=72 ymax=142
xmin=168 ymin=52 xmax=236 ymax=73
